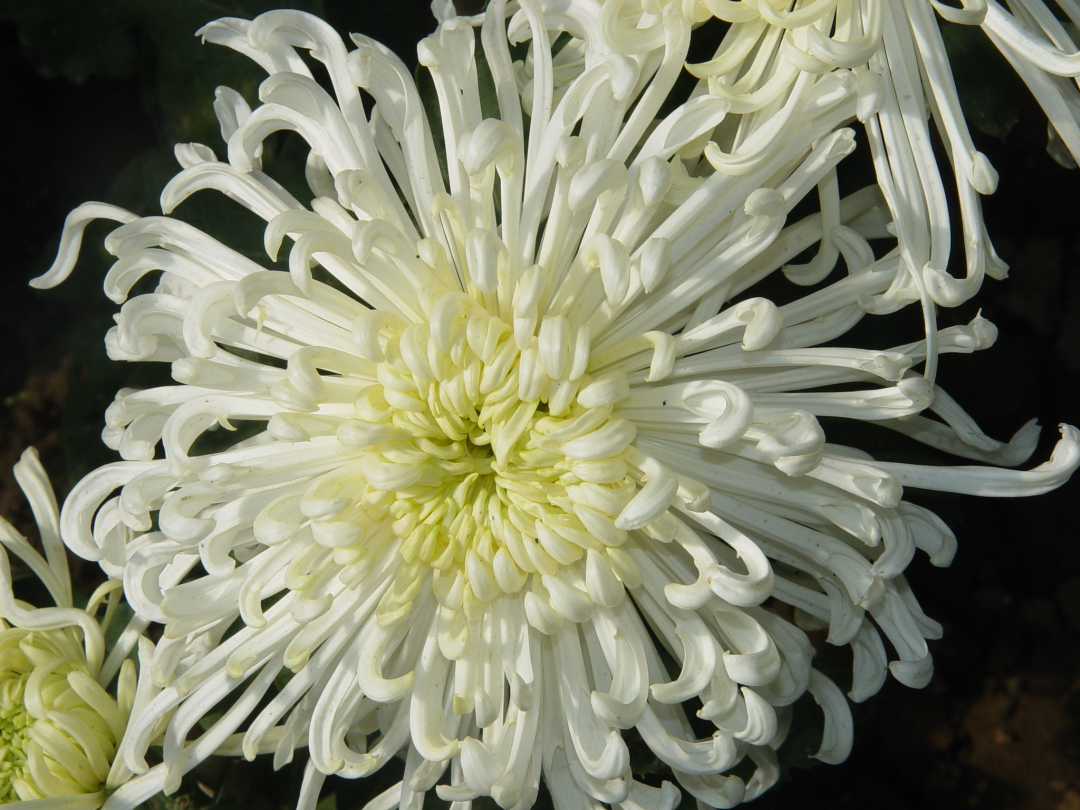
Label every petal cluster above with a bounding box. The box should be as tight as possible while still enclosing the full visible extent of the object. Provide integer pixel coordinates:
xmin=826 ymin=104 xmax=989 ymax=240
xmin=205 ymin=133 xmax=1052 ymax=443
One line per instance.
xmin=0 ymin=450 xmax=145 ymax=806
xmin=0 ymin=626 xmax=124 ymax=806
xmin=608 ymin=0 xmax=1080 ymax=315
xmin=31 ymin=3 xmax=1080 ymax=810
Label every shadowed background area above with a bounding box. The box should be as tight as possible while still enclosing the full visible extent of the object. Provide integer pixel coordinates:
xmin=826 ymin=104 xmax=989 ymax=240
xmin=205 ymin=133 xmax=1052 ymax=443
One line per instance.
xmin=0 ymin=1 xmax=1078 ymax=808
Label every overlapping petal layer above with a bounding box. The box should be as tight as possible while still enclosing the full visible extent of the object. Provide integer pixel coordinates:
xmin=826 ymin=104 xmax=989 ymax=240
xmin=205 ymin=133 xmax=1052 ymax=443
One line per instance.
xmin=608 ymin=0 xmax=1080 ymax=339
xmin=0 ymin=450 xmax=148 ymax=807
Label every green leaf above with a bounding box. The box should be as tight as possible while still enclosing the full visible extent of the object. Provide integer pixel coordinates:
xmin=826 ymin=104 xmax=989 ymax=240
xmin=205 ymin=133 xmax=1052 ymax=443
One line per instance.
xmin=0 ymin=0 xmax=143 ymax=82
xmin=939 ymin=20 xmax=1026 ymax=141
xmin=415 ymin=60 xmax=450 ymax=188
xmin=475 ymin=46 xmax=502 ymax=122
xmin=0 ymin=0 xmax=326 ymax=146
xmin=107 ymin=146 xmax=182 ymax=216
xmin=198 ymin=710 xmax=225 ymax=732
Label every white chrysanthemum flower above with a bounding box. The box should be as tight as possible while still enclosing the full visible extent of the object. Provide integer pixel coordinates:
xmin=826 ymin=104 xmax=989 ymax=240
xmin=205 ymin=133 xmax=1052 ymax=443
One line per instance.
xmin=604 ymin=0 xmax=1080 ymax=313
xmin=33 ymin=4 xmax=1079 ymax=810
xmin=0 ymin=449 xmax=148 ymax=807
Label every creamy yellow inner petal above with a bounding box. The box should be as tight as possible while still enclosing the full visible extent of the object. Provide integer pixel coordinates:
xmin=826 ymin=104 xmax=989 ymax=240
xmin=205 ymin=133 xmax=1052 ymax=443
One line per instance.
xmin=304 ymin=295 xmax=643 ymax=614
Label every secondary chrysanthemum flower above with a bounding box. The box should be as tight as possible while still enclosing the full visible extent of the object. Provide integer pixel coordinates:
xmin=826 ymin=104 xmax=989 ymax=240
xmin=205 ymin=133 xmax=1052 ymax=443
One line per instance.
xmin=608 ymin=0 xmax=1080 ymax=312
xmin=34 ymin=4 xmax=1079 ymax=810
xmin=0 ymin=449 xmax=147 ymax=807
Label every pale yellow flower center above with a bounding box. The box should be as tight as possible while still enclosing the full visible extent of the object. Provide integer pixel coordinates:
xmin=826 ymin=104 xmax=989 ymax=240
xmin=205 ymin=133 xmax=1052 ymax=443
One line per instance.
xmin=0 ymin=666 xmax=32 ymax=803
xmin=0 ymin=627 xmax=120 ymax=803
xmin=308 ymin=296 xmax=641 ymax=620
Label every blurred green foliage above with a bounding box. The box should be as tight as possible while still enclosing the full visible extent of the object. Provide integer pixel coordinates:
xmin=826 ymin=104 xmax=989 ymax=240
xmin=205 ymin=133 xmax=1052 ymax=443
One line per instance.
xmin=939 ymin=20 xmax=1027 ymax=141
xmin=0 ymin=0 xmax=323 ymax=144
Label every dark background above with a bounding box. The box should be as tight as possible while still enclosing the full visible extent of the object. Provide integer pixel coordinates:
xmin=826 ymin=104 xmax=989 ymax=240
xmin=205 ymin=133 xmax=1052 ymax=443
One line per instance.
xmin=0 ymin=2 xmax=1078 ymax=808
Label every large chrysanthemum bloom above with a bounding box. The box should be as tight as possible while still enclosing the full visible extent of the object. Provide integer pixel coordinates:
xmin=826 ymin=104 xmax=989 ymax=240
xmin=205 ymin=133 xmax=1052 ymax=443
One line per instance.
xmin=34 ymin=4 xmax=1079 ymax=810
xmin=602 ymin=0 xmax=1080 ymax=322
xmin=0 ymin=449 xmax=150 ymax=807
